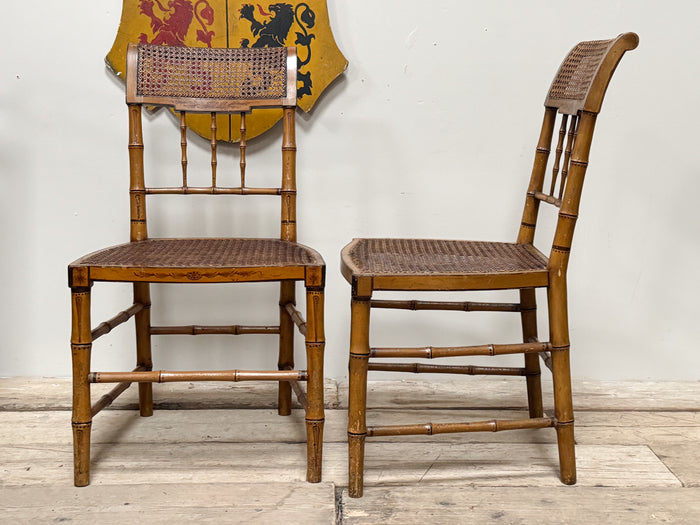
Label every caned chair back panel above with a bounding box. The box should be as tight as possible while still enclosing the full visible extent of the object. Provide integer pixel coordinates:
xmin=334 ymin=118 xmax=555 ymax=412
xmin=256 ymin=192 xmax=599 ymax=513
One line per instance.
xmin=518 ymin=33 xmax=638 ymax=268
xmin=545 ymin=33 xmax=638 ymax=115
xmin=124 ymin=43 xmax=299 ymax=244
xmin=126 ymin=44 xmax=297 ymax=110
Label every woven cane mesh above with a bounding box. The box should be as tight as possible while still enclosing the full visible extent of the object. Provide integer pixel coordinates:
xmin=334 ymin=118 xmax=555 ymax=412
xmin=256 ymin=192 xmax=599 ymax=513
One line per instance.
xmin=548 ymin=39 xmax=614 ymax=101
xmin=76 ymin=239 xmax=322 ymax=268
xmin=347 ymin=239 xmax=548 ymax=276
xmin=136 ymin=45 xmax=288 ymax=100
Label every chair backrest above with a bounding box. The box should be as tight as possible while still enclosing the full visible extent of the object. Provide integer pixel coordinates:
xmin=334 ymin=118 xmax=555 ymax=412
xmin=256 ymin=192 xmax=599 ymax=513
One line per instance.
xmin=517 ymin=33 xmax=638 ymax=272
xmin=124 ymin=43 xmax=298 ymax=243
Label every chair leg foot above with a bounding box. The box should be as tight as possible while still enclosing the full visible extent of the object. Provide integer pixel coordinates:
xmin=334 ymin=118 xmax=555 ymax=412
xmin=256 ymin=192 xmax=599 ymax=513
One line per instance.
xmin=525 ymin=367 xmax=544 ymax=418
xmin=348 ymin=432 xmax=366 ymax=498
xmin=138 ymin=383 xmax=154 ymax=417
xmin=556 ymin=421 xmax=576 ymax=485
xmin=278 ymin=383 xmax=292 ymax=416
xmin=72 ymin=421 xmax=92 ymax=487
xmin=305 ymin=418 xmax=324 ymax=482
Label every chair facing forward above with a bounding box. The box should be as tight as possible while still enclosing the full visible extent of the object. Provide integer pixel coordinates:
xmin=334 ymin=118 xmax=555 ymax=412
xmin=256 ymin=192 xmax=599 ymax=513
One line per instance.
xmin=68 ymin=44 xmax=325 ymax=486
xmin=342 ymin=33 xmax=639 ymax=497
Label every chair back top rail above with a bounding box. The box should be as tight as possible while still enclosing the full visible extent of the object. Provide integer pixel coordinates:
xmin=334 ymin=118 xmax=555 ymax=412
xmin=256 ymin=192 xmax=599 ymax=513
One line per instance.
xmin=126 ymin=44 xmax=297 ymax=111
xmin=545 ymin=32 xmax=638 ymax=115
xmin=518 ymin=33 xmax=638 ymax=260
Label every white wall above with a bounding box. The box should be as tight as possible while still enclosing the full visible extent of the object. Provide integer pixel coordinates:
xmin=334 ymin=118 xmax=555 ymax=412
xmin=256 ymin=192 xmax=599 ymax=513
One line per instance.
xmin=1 ymin=1 xmax=698 ymax=380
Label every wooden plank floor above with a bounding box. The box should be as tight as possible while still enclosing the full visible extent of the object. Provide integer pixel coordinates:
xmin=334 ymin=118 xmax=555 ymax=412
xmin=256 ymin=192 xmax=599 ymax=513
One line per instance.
xmin=1 ymin=378 xmax=699 ymax=524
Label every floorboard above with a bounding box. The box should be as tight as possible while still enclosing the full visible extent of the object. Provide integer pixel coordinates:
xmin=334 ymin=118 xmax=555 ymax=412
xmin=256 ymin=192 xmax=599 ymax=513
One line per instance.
xmin=1 ymin=378 xmax=698 ymax=523
xmin=340 ymin=486 xmax=700 ymax=524
xmin=0 ymin=482 xmax=336 ymax=524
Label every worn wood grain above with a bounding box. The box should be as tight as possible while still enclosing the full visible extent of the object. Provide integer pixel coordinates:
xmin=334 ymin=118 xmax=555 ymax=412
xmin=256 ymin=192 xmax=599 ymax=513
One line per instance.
xmin=0 ymin=378 xmax=698 ymax=522
xmin=364 ymin=410 xmax=700 ymax=445
xmin=0 ymin=442 xmax=678 ymax=488
xmin=5 ymin=377 xmax=699 ymax=412
xmin=4 ymin=409 xmax=699 ymax=447
xmin=0 ymin=410 xmax=326 ymax=445
xmin=0 ymin=377 xmax=340 ymax=410
xmin=0 ymin=482 xmax=336 ymax=524
xmin=337 ymin=379 xmax=700 ymax=411
xmin=341 ymin=486 xmax=700 ymax=524
xmin=650 ymin=443 xmax=700 ymax=487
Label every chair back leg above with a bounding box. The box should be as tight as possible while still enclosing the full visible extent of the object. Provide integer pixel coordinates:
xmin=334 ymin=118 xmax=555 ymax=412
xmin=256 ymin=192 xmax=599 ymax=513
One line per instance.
xmin=548 ymin=281 xmax=576 ymax=484
xmin=520 ymin=288 xmax=544 ymax=418
xmin=278 ymin=281 xmax=296 ymax=416
xmin=134 ymin=282 xmax=153 ymax=417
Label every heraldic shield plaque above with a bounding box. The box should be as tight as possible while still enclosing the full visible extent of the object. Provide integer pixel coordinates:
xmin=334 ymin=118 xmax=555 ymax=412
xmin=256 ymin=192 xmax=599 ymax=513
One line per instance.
xmin=107 ymin=1 xmax=347 ymax=141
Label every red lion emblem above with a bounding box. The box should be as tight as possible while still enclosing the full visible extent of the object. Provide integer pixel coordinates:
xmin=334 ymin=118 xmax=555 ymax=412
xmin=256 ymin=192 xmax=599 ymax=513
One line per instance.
xmin=139 ymin=0 xmax=215 ymax=47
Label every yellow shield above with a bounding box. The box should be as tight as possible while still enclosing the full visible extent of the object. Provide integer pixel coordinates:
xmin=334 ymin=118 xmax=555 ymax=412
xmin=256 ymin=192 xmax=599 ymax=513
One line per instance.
xmin=107 ymin=0 xmax=347 ymax=141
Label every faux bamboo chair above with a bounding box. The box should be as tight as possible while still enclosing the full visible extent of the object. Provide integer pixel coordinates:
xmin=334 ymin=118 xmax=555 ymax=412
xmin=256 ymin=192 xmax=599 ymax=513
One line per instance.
xmin=68 ymin=44 xmax=325 ymax=487
xmin=342 ymin=33 xmax=639 ymax=497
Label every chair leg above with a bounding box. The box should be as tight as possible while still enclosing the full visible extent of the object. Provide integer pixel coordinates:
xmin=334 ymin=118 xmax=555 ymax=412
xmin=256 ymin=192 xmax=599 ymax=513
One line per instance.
xmin=71 ymin=287 xmax=93 ymax=487
xmin=347 ymin=297 xmax=371 ymax=498
xmin=548 ymin=282 xmax=576 ymax=485
xmin=134 ymin=283 xmax=153 ymax=417
xmin=304 ymin=287 xmax=325 ymax=482
xmin=520 ymin=288 xmax=543 ymax=418
xmin=278 ymin=281 xmax=295 ymax=416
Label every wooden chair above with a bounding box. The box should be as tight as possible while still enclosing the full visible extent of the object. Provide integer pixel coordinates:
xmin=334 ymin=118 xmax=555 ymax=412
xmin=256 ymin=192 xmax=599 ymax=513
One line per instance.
xmin=342 ymin=33 xmax=639 ymax=497
xmin=68 ymin=44 xmax=325 ymax=487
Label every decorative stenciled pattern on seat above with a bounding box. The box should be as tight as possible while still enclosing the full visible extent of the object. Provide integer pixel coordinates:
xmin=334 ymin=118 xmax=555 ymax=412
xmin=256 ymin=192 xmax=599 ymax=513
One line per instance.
xmin=136 ymin=44 xmax=287 ymax=100
xmin=548 ymin=39 xmax=614 ymax=101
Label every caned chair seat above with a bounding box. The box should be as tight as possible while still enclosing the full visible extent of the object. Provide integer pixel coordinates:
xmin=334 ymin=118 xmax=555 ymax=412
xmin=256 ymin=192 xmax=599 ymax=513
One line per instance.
xmin=68 ymin=44 xmax=326 ymax=487
xmin=343 ymin=33 xmax=639 ymax=498
xmin=341 ymin=238 xmax=549 ymax=290
xmin=71 ymin=238 xmax=324 ymax=282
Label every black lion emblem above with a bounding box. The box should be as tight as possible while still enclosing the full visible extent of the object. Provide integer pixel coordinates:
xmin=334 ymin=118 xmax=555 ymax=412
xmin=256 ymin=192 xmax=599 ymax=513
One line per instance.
xmin=240 ymin=3 xmax=316 ymax=98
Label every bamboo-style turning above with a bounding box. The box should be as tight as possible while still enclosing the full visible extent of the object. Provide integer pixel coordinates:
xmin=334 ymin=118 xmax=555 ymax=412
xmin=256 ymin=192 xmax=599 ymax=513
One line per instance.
xmin=91 ymin=303 xmax=144 ymax=341
xmin=144 ymin=186 xmax=281 ymax=195
xmin=341 ymin=33 xmax=639 ymax=498
xmin=367 ymin=417 xmax=556 ymax=437
xmin=210 ymin=112 xmax=217 ymax=187
xmin=289 ymin=379 xmax=309 ymax=409
xmin=150 ymin=324 xmax=280 ymax=335
xmin=532 ymin=191 xmax=562 ymax=207
xmin=370 ymin=299 xmax=522 ymax=312
xmin=90 ymin=365 xmax=149 ymax=416
xmin=370 ymin=342 xmax=551 ymax=359
xmin=180 ymin=112 xmax=188 ymax=187
xmin=240 ymin=112 xmax=247 ymax=188
xmin=89 ymin=369 xmax=308 ymax=383
xmin=559 ymin=115 xmax=579 ymax=200
xmin=549 ymin=114 xmax=568 ymax=196
xmin=540 ymin=350 xmax=554 ymax=372
xmin=284 ymin=302 xmax=308 ymax=336
xmin=368 ymin=362 xmax=528 ymax=376
xmin=68 ymin=44 xmax=325 ymax=487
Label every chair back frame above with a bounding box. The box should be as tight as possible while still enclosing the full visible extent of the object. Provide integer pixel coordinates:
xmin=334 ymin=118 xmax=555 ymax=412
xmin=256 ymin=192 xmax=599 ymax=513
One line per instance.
xmin=517 ymin=33 xmax=639 ymax=277
xmin=124 ymin=43 xmax=299 ymax=245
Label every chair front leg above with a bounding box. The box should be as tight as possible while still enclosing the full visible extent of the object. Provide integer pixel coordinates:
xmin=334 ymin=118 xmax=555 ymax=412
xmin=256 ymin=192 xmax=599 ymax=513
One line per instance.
xmin=304 ymin=286 xmax=325 ymax=482
xmin=71 ymin=287 xmax=93 ymax=487
xmin=347 ymin=297 xmax=371 ymax=498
